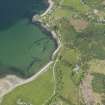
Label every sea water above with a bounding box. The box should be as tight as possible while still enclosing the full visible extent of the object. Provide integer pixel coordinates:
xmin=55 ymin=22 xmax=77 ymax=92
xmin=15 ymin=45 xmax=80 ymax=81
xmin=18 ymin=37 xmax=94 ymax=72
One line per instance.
xmin=0 ymin=0 xmax=56 ymax=78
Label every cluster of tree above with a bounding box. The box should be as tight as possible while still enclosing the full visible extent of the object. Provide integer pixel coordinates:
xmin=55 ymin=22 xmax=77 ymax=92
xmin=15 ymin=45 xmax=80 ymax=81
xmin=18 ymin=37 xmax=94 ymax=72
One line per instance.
xmin=55 ymin=67 xmax=64 ymax=96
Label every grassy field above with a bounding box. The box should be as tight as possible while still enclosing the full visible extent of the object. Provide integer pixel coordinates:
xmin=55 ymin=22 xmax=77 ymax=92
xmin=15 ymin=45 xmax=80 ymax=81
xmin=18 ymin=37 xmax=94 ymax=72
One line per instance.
xmin=1 ymin=67 xmax=54 ymax=105
xmin=89 ymin=59 xmax=105 ymax=75
xmin=62 ymin=0 xmax=89 ymax=13
xmin=45 ymin=0 xmax=105 ymax=104
xmin=41 ymin=0 xmax=105 ymax=104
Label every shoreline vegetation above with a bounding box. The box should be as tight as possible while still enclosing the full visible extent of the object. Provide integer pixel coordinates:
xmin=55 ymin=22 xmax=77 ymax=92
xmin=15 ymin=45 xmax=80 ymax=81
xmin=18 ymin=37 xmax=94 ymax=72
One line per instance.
xmin=0 ymin=0 xmax=61 ymax=101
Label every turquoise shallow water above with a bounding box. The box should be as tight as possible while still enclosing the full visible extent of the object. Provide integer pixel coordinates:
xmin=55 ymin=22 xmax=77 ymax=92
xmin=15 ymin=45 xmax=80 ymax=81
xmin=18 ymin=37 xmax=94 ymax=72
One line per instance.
xmin=0 ymin=0 xmax=56 ymax=78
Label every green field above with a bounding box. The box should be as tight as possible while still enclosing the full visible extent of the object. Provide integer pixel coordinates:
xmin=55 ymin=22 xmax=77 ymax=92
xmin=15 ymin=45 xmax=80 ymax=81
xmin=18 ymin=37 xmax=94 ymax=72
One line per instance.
xmin=1 ymin=68 xmax=54 ymax=105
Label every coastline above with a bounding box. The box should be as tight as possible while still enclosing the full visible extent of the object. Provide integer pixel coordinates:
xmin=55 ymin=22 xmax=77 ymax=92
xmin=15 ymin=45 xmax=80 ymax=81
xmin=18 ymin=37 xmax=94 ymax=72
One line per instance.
xmin=41 ymin=0 xmax=54 ymax=17
xmin=0 ymin=0 xmax=61 ymax=101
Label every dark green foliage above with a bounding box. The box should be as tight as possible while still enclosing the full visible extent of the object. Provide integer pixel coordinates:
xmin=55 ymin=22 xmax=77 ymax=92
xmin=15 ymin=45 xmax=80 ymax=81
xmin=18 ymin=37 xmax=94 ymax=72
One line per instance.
xmin=60 ymin=19 xmax=105 ymax=64
xmin=55 ymin=67 xmax=64 ymax=95
xmin=75 ymin=24 xmax=105 ymax=60
xmin=83 ymin=0 xmax=104 ymax=10
xmin=101 ymin=100 xmax=105 ymax=105
xmin=92 ymin=73 xmax=105 ymax=93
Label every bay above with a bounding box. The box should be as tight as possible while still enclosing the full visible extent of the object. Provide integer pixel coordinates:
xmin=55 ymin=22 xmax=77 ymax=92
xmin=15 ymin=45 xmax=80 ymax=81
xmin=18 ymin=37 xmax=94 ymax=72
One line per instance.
xmin=0 ymin=0 xmax=56 ymax=78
